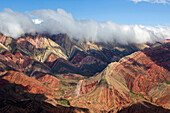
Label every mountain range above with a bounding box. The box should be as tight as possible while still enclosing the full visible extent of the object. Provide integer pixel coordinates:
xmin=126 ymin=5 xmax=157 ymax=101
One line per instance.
xmin=0 ymin=33 xmax=169 ymax=113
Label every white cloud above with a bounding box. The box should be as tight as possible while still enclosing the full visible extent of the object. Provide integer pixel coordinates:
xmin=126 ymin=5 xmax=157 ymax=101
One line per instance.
xmin=0 ymin=8 xmax=170 ymax=44
xmin=0 ymin=8 xmax=36 ymax=38
xmin=131 ymin=0 xmax=170 ymax=4
xmin=32 ymin=19 xmax=43 ymax=24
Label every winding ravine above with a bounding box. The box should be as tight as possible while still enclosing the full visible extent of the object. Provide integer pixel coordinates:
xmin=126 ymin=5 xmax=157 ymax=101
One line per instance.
xmin=75 ymin=80 xmax=83 ymax=97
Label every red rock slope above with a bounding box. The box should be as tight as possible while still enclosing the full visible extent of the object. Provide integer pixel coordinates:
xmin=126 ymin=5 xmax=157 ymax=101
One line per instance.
xmin=69 ymin=43 xmax=170 ymax=112
xmin=0 ymin=71 xmax=53 ymax=95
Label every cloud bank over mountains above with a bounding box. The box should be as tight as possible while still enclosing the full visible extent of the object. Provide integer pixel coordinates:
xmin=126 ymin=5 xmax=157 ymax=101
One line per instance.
xmin=0 ymin=8 xmax=170 ymax=44
xmin=131 ymin=0 xmax=170 ymax=4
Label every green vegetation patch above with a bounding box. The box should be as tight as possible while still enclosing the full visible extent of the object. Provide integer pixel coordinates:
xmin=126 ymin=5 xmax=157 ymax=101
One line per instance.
xmin=43 ymin=82 xmax=51 ymax=85
xmin=165 ymin=79 xmax=170 ymax=84
xmin=57 ymin=98 xmax=70 ymax=106
xmin=129 ymin=90 xmax=144 ymax=98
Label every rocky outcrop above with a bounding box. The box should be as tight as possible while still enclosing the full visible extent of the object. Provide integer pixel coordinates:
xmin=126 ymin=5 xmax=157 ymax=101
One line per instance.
xmin=0 ymin=34 xmax=13 ymax=49
xmin=69 ymin=49 xmax=87 ymax=65
xmin=156 ymin=94 xmax=170 ymax=109
xmin=46 ymin=55 xmax=107 ymax=76
xmin=115 ymin=51 xmax=169 ymax=94
xmin=70 ymin=63 xmax=133 ymax=112
xmin=143 ymin=43 xmax=170 ymax=71
xmin=50 ymin=33 xmax=81 ymax=57
xmin=0 ymin=51 xmax=51 ymax=76
xmin=0 ymin=51 xmax=34 ymax=72
xmin=50 ymin=58 xmax=80 ymax=74
xmin=17 ymin=34 xmax=68 ymax=62
xmin=77 ymin=56 xmax=107 ymax=76
xmin=0 ymin=71 xmax=53 ymax=95
xmin=34 ymin=73 xmax=60 ymax=89
xmin=44 ymin=53 xmax=59 ymax=67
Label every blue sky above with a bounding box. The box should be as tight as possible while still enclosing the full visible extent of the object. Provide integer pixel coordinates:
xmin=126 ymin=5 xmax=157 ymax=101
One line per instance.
xmin=0 ymin=0 xmax=169 ymax=26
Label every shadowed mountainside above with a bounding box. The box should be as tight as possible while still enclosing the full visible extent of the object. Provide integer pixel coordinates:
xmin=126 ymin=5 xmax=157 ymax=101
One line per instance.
xmin=0 ymin=79 xmax=89 ymax=113
xmin=109 ymin=101 xmax=170 ymax=113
